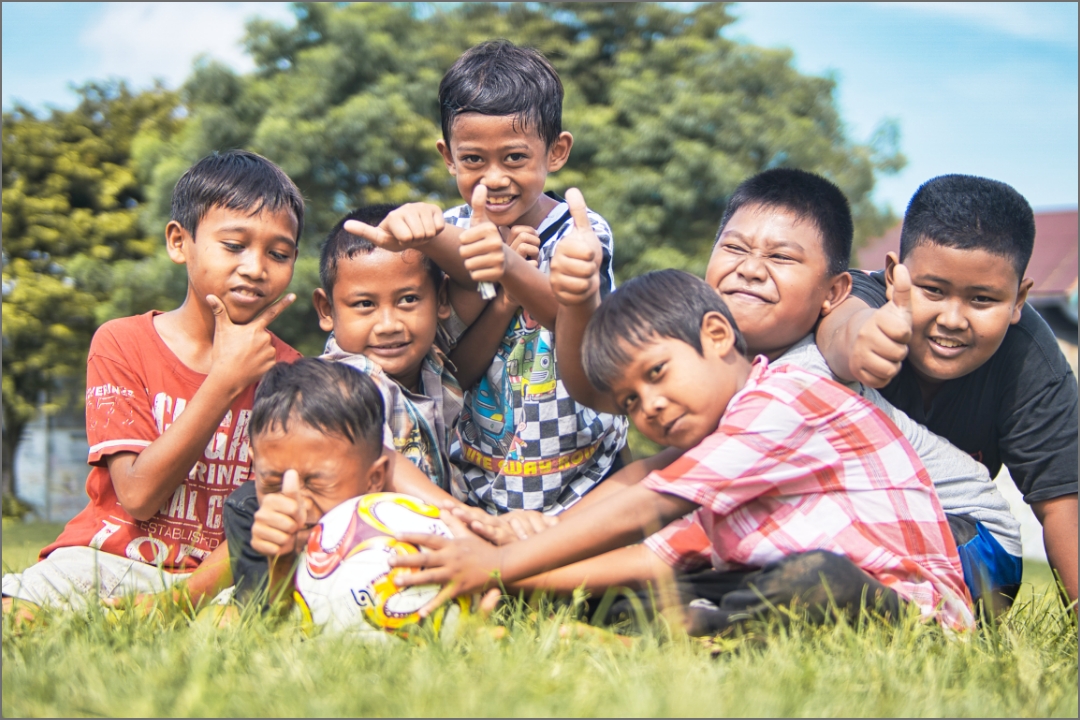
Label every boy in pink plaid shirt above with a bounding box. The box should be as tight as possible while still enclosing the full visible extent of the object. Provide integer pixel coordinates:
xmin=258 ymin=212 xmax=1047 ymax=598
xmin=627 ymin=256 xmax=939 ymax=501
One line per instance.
xmin=389 ymin=267 xmax=973 ymax=633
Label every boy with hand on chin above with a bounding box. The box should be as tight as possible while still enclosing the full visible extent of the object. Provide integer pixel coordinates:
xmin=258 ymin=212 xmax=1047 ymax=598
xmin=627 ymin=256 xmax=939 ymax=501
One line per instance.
xmin=348 ymin=40 xmax=627 ymax=516
xmin=816 ymin=175 xmax=1078 ymax=605
xmin=3 ymin=151 xmax=303 ymax=613
xmin=391 ymin=271 xmax=973 ymax=634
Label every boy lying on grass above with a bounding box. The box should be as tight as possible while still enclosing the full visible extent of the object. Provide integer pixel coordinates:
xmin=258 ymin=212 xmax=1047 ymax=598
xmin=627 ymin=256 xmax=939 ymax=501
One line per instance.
xmin=543 ymin=174 xmax=1020 ymax=617
xmin=816 ymin=175 xmax=1077 ymax=605
xmin=390 ymin=270 xmax=974 ymax=633
xmin=3 ymin=150 xmax=304 ymax=615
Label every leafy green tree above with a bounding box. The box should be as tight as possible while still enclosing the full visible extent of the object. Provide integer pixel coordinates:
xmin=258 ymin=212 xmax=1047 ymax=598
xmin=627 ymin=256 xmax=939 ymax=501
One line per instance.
xmin=1 ymin=82 xmax=183 ymax=501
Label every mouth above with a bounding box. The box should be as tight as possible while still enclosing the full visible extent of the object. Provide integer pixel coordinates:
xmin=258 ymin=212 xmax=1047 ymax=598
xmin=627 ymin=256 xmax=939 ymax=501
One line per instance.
xmin=722 ymin=287 xmax=775 ymax=305
xmin=366 ymin=342 xmax=411 ymax=358
xmin=485 ymin=194 xmax=518 ymax=212
xmin=228 ymin=285 xmax=265 ymax=304
xmin=927 ymin=335 xmax=969 ymax=357
xmin=661 ymin=413 xmax=686 ymax=438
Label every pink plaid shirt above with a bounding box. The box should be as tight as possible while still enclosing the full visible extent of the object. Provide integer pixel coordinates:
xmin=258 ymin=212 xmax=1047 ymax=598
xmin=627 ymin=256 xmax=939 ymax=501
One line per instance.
xmin=644 ymin=358 xmax=973 ymax=629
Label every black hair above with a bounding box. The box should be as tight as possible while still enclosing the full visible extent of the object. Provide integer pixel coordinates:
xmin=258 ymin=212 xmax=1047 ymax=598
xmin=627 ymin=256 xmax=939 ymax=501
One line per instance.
xmin=582 ymin=270 xmax=748 ymax=393
xmin=171 ymin=149 xmax=305 ymax=242
xmin=439 ymin=39 xmax=563 ymax=148
xmin=899 ymin=174 xmax=1035 ymax=279
xmin=715 ymin=169 xmax=853 ymax=276
xmin=318 ymin=204 xmax=444 ymax=299
xmin=250 ymin=358 xmax=385 ymax=454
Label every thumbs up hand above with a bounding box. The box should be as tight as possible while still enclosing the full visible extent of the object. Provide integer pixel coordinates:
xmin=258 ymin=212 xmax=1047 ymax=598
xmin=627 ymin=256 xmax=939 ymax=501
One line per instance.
xmin=850 ymin=253 xmax=914 ymax=388
xmin=550 ymin=188 xmax=603 ymax=306
xmin=343 ymin=203 xmax=446 ymax=253
xmin=252 ymin=469 xmax=309 ymax=559
xmin=459 ymin=185 xmax=510 ymax=285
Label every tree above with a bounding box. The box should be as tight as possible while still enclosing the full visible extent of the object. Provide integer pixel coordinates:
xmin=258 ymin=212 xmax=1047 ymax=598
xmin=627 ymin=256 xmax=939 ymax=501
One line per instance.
xmin=1 ymin=82 xmax=183 ymax=502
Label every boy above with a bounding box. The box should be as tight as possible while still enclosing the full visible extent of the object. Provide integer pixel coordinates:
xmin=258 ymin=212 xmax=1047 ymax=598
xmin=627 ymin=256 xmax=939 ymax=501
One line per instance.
xmin=816 ymin=175 xmax=1078 ymax=604
xmin=347 ymin=40 xmax=627 ymax=515
xmin=548 ymin=171 xmax=1022 ymax=611
xmin=391 ymin=271 xmax=974 ymax=632
xmin=2 ymin=150 xmax=303 ymax=612
xmin=239 ymin=359 xmax=390 ymax=598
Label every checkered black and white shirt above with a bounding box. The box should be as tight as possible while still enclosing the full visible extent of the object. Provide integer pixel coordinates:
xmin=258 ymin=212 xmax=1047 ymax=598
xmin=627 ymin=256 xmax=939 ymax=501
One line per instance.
xmin=444 ymin=198 xmax=628 ymax=515
xmin=644 ymin=358 xmax=973 ymax=630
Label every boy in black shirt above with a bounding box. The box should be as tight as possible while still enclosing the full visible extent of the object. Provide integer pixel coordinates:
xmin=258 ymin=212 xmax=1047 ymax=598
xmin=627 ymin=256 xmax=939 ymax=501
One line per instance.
xmin=817 ymin=174 xmax=1078 ymax=606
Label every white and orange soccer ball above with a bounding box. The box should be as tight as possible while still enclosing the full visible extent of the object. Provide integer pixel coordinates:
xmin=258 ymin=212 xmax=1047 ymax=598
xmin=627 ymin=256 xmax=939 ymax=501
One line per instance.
xmin=293 ymin=492 xmax=470 ymax=639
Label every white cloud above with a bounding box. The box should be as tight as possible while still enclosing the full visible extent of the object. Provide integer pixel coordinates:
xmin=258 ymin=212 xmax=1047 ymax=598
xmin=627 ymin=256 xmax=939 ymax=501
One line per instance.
xmin=78 ymin=2 xmax=295 ymax=89
xmin=874 ymin=2 xmax=1078 ymax=47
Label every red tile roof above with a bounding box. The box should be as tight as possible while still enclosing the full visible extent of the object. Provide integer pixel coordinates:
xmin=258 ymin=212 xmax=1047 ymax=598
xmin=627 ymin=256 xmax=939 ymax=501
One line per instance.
xmin=855 ymin=209 xmax=1078 ymax=298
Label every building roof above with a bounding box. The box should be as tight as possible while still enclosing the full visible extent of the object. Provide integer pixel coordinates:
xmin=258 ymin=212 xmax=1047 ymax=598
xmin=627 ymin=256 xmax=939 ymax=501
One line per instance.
xmin=854 ymin=209 xmax=1078 ymax=299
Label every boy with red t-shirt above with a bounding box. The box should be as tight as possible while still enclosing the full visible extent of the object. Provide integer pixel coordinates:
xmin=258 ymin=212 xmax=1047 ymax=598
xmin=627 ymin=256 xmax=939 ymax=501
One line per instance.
xmin=2 ymin=150 xmax=303 ymax=612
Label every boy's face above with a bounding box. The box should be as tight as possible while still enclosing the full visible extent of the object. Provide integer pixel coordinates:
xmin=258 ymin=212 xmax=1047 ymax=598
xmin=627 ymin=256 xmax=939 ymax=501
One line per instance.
xmin=313 ymin=249 xmax=450 ymax=388
xmin=437 ymin=113 xmax=573 ymax=229
xmin=251 ymin=420 xmax=388 ymax=526
xmin=166 ymin=205 xmax=299 ymax=323
xmin=890 ymin=243 xmax=1031 ymax=384
xmin=705 ymin=204 xmax=850 ymax=359
xmin=606 ymin=313 xmax=750 ymax=450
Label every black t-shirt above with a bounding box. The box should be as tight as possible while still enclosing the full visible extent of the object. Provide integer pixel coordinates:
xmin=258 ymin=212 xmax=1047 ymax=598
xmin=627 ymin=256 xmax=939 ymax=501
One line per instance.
xmin=223 ymin=480 xmax=269 ymax=603
xmin=849 ymin=270 xmax=1078 ymax=505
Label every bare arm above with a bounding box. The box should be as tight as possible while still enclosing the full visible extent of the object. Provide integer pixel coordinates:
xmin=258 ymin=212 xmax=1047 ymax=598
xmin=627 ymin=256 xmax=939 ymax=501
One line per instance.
xmin=1033 ymin=495 xmax=1078 ymax=607
xmin=511 ymin=544 xmax=672 ymax=594
xmin=108 ymin=294 xmax=295 ymax=521
xmin=389 ymin=450 xmax=463 ymax=509
xmin=497 ymin=251 xmax=560 ymax=330
xmin=553 ymin=298 xmax=615 ymax=412
xmin=448 ymin=290 xmax=519 ymax=390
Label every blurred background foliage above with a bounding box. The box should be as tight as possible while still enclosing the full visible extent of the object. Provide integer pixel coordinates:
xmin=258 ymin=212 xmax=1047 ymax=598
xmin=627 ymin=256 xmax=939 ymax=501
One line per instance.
xmin=2 ymin=1 xmax=904 ymax=496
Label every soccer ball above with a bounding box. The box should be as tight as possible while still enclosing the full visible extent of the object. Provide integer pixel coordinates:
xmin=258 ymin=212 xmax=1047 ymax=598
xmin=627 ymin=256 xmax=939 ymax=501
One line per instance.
xmin=293 ymin=492 xmax=470 ymax=638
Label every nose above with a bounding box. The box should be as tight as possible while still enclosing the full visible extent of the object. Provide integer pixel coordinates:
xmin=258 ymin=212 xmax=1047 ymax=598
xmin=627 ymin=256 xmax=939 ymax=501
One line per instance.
xmin=639 ymin=386 xmax=668 ymax=419
xmin=238 ymin=248 xmax=267 ymax=281
xmin=736 ymin=253 xmax=768 ymax=283
xmin=482 ymin=165 xmax=510 ymax=191
xmin=935 ymin=298 xmax=969 ymax=331
xmin=373 ymin=306 xmax=404 ymax=334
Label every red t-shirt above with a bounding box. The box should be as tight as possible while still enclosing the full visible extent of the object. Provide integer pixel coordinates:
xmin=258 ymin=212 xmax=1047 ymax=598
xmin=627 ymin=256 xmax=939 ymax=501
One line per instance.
xmin=41 ymin=311 xmax=301 ymax=571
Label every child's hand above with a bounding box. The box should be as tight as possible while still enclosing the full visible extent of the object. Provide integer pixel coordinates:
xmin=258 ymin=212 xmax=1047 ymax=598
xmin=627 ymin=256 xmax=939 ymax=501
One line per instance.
xmin=389 ymin=530 xmax=502 ymax=618
xmin=459 ymin=185 xmax=509 ymax=284
xmin=207 ymin=292 xmax=295 ymax=395
xmin=251 ymin=469 xmax=308 ymax=559
xmin=549 ymin=188 xmax=602 ymax=306
xmin=343 ymin=203 xmax=446 ymax=252
xmin=851 ymin=261 xmax=913 ymax=387
xmin=447 ymin=505 xmax=558 ymax=545
xmin=507 ymin=225 xmax=541 ymax=267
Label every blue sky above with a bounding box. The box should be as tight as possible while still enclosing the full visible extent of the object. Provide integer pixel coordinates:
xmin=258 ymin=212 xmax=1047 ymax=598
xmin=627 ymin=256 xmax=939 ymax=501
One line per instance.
xmin=3 ymin=2 xmax=1076 ymax=214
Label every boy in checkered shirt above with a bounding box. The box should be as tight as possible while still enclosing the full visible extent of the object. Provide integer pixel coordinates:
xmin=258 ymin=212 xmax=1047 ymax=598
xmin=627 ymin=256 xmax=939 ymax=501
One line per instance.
xmin=390 ymin=270 xmax=973 ymax=633
xmin=345 ymin=40 xmax=627 ymax=515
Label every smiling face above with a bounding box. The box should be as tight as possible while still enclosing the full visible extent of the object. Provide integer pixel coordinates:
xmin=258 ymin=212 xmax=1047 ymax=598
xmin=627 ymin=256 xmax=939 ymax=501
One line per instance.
xmin=437 ymin=113 xmax=572 ymax=229
xmin=894 ymin=242 xmax=1031 ymax=385
xmin=167 ymin=204 xmax=299 ymax=323
xmin=313 ymin=249 xmax=450 ymax=391
xmin=705 ymin=204 xmax=850 ymax=359
xmin=606 ymin=313 xmax=751 ymax=450
xmin=251 ymin=419 xmax=388 ymax=526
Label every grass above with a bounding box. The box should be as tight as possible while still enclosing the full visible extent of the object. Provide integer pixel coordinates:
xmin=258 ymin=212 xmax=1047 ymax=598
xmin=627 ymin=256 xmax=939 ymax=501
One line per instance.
xmin=3 ymin=521 xmax=1077 ymax=717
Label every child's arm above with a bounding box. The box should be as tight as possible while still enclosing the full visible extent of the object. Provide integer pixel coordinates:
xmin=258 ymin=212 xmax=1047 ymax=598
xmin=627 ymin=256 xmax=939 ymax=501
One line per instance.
xmin=449 ymin=289 xmax=520 ymax=390
xmin=250 ymin=468 xmax=307 ymax=607
xmin=107 ymin=294 xmax=294 ymax=521
xmin=391 ymin=479 xmax=697 ymax=616
xmin=459 ymin=185 xmax=560 ymax=329
xmin=1033 ymin=495 xmax=1078 ymax=604
xmin=511 ymin=544 xmax=674 ymax=594
xmin=549 ymin=188 xmax=621 ymax=413
xmin=817 ymin=258 xmax=913 ymax=388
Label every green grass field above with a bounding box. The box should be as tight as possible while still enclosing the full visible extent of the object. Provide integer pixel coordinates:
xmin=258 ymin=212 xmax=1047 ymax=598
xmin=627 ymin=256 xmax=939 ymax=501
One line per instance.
xmin=3 ymin=520 xmax=1077 ymax=717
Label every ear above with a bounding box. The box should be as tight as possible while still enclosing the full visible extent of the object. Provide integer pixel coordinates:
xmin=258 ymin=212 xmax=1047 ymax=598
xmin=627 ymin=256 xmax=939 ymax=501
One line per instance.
xmin=700 ymin=310 xmax=738 ymax=359
xmin=365 ymin=452 xmax=391 ymax=494
xmin=1011 ymin=277 xmax=1034 ymax=325
xmin=165 ymin=220 xmax=190 ymax=265
xmin=883 ymin=251 xmax=900 ymax=292
xmin=313 ymin=288 xmax=335 ymax=333
xmin=436 ymin=139 xmax=457 ymax=177
xmin=819 ymin=272 xmax=853 ymax=317
xmin=546 ymin=132 xmax=573 ymax=173
xmin=436 ymin=276 xmax=452 ymax=321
